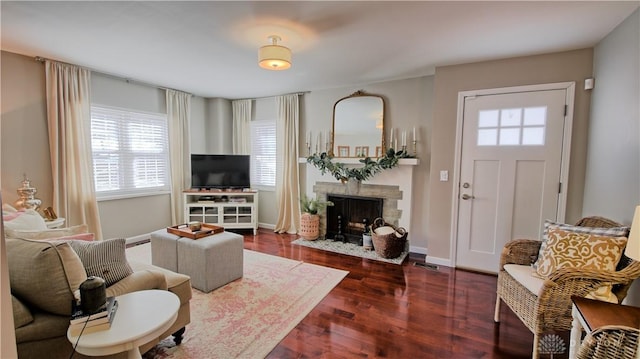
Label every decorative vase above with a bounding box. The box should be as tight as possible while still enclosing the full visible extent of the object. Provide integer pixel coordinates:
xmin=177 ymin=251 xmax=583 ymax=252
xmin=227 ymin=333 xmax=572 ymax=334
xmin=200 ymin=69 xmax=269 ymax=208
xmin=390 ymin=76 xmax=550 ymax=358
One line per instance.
xmin=14 ymin=176 xmax=42 ymax=211
xmin=299 ymin=213 xmax=320 ymax=240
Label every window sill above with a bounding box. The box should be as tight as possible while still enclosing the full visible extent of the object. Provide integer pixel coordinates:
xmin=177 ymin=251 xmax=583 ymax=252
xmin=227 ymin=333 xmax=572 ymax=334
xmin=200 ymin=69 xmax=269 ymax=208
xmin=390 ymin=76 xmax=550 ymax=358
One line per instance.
xmin=97 ymin=190 xmax=171 ymax=202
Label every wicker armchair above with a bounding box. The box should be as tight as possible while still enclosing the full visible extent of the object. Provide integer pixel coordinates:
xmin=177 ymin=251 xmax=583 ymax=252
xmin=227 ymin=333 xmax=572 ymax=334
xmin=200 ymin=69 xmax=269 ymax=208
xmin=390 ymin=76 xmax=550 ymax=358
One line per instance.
xmin=577 ymin=325 xmax=639 ymax=359
xmin=494 ymin=216 xmax=640 ymax=359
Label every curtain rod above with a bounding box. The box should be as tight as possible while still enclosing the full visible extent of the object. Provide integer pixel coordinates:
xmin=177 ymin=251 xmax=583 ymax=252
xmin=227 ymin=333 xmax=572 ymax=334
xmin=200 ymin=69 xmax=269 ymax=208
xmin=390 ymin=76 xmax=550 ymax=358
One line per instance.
xmin=238 ymin=91 xmax=309 ymax=101
xmin=35 ymin=56 xmax=193 ymax=96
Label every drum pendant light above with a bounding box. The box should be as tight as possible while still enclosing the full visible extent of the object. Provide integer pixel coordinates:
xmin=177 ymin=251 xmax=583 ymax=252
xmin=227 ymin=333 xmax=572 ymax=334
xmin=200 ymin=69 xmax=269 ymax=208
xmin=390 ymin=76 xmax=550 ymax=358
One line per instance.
xmin=258 ymin=35 xmax=291 ymax=70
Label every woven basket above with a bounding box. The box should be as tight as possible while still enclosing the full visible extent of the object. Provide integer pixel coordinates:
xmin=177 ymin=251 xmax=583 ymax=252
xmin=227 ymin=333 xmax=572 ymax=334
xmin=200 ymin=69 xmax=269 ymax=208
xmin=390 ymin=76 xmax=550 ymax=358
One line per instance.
xmin=299 ymin=213 xmax=320 ymax=240
xmin=371 ymin=217 xmax=407 ymax=258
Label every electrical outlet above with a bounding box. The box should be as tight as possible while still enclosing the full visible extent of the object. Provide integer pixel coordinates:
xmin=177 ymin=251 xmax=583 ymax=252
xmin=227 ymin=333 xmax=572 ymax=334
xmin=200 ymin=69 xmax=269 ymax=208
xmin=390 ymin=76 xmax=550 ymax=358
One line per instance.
xmin=439 ymin=170 xmax=448 ymax=182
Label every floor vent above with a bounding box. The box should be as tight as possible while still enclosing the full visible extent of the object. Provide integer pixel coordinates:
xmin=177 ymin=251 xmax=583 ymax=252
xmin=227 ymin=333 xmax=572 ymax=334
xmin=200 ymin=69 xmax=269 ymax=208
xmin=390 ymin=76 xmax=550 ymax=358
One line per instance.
xmin=414 ymin=262 xmax=439 ymax=271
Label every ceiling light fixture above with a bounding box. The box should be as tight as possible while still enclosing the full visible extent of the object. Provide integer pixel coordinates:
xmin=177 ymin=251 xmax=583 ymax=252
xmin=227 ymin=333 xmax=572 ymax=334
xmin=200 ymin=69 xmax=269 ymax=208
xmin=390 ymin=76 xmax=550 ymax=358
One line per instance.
xmin=258 ymin=35 xmax=291 ymax=70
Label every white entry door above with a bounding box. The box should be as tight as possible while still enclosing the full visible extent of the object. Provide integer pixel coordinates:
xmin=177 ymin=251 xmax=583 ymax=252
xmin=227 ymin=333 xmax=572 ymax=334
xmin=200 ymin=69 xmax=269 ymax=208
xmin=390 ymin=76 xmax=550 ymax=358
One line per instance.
xmin=455 ymin=88 xmax=570 ymax=273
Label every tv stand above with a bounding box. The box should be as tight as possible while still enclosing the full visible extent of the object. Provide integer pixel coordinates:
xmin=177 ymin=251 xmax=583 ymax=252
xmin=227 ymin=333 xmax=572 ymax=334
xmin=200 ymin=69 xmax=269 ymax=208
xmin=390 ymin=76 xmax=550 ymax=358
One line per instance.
xmin=183 ymin=190 xmax=258 ymax=235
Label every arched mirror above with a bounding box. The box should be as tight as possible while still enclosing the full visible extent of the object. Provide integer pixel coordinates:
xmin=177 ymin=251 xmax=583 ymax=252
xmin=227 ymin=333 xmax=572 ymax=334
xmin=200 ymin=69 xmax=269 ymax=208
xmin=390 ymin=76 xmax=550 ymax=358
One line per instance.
xmin=332 ymin=91 xmax=384 ymax=158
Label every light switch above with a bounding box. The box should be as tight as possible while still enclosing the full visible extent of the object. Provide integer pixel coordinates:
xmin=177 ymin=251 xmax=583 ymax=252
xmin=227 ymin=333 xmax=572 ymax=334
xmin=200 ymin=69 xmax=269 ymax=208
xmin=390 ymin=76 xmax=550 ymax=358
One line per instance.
xmin=440 ymin=170 xmax=448 ymax=182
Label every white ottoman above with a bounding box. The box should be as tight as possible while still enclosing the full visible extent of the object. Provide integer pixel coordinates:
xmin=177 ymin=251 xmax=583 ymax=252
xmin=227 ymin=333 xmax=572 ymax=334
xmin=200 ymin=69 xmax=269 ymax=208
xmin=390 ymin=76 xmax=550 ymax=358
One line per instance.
xmin=150 ymin=230 xmax=180 ymax=272
xmin=177 ymin=232 xmax=244 ymax=293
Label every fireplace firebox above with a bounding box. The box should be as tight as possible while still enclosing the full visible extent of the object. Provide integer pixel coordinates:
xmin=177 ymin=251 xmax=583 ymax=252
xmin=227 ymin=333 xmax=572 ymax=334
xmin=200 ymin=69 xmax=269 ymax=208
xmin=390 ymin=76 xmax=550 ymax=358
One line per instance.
xmin=326 ymin=194 xmax=383 ymax=244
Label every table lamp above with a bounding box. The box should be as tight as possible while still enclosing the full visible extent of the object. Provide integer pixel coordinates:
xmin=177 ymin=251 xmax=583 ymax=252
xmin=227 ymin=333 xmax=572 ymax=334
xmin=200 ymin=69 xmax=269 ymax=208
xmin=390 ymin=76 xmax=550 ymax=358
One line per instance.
xmin=626 ymin=206 xmax=640 ymax=262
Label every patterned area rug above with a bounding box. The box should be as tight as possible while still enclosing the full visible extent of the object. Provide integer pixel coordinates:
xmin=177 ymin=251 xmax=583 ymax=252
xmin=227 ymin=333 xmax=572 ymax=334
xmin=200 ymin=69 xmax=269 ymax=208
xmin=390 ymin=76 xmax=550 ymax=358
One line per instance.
xmin=126 ymin=243 xmax=348 ymax=358
xmin=291 ymin=238 xmax=409 ymax=265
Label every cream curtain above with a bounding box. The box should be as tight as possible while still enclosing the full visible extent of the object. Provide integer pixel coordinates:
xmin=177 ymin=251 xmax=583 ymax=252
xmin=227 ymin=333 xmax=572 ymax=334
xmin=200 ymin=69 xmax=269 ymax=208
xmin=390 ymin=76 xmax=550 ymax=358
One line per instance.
xmin=166 ymin=89 xmax=192 ymax=225
xmin=274 ymin=94 xmax=301 ymax=234
xmin=232 ymin=99 xmax=252 ymax=155
xmin=45 ymin=61 xmax=103 ymax=238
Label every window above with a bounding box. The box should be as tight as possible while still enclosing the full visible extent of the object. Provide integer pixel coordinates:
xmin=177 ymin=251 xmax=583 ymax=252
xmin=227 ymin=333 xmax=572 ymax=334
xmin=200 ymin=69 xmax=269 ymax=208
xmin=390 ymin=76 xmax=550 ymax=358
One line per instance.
xmin=250 ymin=120 xmax=276 ymax=188
xmin=477 ymin=106 xmax=547 ymax=146
xmin=90 ymin=105 xmax=170 ymax=199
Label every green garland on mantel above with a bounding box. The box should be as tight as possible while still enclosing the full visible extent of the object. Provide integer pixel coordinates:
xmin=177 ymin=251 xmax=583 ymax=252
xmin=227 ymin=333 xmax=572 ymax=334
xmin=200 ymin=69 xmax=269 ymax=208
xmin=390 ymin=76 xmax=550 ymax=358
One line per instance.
xmin=306 ymin=148 xmax=415 ymax=182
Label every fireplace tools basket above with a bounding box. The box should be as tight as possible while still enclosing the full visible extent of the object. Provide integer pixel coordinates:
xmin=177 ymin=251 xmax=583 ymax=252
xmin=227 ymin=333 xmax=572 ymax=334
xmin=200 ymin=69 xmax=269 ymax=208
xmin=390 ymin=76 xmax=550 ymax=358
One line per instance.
xmin=371 ymin=217 xmax=407 ymax=259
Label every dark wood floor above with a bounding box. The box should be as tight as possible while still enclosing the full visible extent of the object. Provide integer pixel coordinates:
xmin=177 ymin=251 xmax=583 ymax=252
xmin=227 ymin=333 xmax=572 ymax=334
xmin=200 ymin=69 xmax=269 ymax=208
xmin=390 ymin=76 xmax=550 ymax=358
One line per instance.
xmin=237 ymin=229 xmax=566 ymax=359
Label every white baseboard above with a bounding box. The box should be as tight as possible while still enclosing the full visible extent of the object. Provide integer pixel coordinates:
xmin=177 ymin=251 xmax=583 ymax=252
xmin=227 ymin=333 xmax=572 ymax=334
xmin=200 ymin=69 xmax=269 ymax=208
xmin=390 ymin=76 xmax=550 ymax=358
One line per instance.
xmin=409 ymin=245 xmax=427 ymax=255
xmin=425 ymin=255 xmax=453 ymax=267
xmin=258 ymin=223 xmax=275 ymax=230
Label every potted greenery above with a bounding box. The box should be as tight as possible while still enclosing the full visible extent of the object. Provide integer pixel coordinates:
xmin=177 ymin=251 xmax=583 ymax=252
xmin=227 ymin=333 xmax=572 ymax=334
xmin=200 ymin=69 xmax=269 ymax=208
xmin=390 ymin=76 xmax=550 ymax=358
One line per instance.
xmin=299 ymin=194 xmax=334 ymax=240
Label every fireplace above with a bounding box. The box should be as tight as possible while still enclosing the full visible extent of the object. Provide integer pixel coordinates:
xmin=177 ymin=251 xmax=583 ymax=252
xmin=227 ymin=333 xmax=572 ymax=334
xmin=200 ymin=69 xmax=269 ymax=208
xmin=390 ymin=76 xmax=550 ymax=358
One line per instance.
xmin=304 ymin=159 xmax=419 ymax=252
xmin=326 ymin=194 xmax=383 ymax=244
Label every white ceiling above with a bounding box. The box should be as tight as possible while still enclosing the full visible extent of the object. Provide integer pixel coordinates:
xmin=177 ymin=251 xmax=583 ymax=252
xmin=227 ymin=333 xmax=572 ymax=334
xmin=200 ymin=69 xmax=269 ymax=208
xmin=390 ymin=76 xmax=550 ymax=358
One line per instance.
xmin=2 ymin=1 xmax=638 ymax=99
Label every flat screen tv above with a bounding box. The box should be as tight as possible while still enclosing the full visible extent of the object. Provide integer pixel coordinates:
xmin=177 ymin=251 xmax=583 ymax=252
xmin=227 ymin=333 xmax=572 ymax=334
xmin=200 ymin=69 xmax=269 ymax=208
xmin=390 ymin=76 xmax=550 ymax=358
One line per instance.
xmin=190 ymin=154 xmax=250 ymax=190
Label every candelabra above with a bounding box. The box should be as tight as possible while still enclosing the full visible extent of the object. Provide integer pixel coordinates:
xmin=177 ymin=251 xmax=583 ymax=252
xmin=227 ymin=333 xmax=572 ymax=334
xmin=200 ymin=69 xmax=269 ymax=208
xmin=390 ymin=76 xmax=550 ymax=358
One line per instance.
xmin=413 ymin=139 xmax=417 ymax=156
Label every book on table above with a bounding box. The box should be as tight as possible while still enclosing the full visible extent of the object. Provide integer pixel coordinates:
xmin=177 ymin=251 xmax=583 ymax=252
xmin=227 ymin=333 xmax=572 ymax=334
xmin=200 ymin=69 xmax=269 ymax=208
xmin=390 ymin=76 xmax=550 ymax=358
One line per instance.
xmin=69 ymin=297 xmax=118 ymax=336
xmin=70 ymin=296 xmax=117 ymax=324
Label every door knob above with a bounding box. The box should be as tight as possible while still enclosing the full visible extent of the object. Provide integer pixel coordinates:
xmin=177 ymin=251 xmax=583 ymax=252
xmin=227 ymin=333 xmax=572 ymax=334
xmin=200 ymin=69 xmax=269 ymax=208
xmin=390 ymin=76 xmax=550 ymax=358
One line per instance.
xmin=461 ymin=194 xmax=475 ymax=200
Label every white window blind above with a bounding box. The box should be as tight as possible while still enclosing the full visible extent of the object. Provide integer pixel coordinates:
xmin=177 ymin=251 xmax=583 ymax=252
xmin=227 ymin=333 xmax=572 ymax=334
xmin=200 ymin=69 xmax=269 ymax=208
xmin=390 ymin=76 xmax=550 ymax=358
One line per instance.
xmin=90 ymin=105 xmax=170 ymax=199
xmin=250 ymin=120 xmax=276 ymax=188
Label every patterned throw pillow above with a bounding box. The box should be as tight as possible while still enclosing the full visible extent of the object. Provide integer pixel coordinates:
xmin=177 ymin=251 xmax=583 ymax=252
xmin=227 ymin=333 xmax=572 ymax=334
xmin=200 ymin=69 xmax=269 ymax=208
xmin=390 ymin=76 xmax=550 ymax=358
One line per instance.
xmin=535 ymin=228 xmax=627 ymax=278
xmin=69 ymin=238 xmax=133 ymax=286
xmin=533 ymin=220 xmax=630 ymax=269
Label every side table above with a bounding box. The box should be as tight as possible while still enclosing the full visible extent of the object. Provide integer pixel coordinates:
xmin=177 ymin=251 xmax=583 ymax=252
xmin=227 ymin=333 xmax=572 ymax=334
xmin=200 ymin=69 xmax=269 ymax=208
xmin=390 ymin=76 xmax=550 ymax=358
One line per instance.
xmin=570 ymin=296 xmax=640 ymax=359
xmin=67 ymin=290 xmax=179 ymax=359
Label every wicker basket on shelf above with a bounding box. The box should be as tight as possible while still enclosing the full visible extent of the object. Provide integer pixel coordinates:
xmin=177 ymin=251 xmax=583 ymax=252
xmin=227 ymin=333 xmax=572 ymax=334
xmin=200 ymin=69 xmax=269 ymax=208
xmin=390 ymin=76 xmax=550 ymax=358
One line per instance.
xmin=371 ymin=217 xmax=408 ymax=259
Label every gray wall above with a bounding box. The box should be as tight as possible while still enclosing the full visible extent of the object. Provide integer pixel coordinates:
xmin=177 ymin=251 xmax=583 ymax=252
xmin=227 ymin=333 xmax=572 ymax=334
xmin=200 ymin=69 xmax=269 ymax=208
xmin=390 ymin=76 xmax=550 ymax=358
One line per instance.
xmin=1 ymin=51 xmax=51 ymax=208
xmin=584 ymin=9 xmax=640 ymax=305
xmin=427 ymin=48 xmax=594 ymax=263
xmin=300 ymin=76 xmax=433 ymax=250
xmin=583 ymin=8 xmax=639 ymax=223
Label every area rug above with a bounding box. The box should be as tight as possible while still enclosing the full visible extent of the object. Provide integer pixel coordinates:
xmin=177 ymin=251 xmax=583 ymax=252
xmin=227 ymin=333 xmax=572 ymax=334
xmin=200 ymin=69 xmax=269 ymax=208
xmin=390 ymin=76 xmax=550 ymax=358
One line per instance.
xmin=291 ymin=238 xmax=409 ymax=265
xmin=126 ymin=243 xmax=348 ymax=358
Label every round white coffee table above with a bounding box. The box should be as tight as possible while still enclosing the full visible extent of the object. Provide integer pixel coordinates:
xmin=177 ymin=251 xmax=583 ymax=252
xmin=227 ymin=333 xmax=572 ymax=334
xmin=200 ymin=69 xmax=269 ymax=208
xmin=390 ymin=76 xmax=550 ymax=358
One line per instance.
xmin=67 ymin=290 xmax=179 ymax=359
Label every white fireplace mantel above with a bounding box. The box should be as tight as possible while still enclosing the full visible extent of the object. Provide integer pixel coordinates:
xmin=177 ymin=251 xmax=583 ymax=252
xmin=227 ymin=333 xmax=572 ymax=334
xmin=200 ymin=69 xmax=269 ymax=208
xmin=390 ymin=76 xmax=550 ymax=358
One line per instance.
xmin=298 ymin=157 xmax=419 ymax=166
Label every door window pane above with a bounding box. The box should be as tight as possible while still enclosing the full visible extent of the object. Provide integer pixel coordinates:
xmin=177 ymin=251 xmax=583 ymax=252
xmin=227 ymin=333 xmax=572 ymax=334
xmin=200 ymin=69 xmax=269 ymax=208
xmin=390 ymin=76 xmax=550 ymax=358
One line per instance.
xmin=500 ymin=108 xmax=522 ymax=127
xmin=524 ymin=107 xmax=546 ymax=126
xmin=478 ymin=110 xmax=499 ymax=127
xmin=499 ymin=128 xmax=520 ymax=145
xmin=478 ymin=129 xmax=498 ymax=146
xmin=522 ymin=127 xmax=545 ymax=145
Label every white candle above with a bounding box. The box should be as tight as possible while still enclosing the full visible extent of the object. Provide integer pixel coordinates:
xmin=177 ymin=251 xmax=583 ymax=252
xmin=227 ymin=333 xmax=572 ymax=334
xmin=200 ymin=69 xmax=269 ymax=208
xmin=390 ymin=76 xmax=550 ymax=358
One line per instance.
xmin=390 ymin=128 xmax=395 ymax=148
xmin=316 ymin=133 xmax=320 ymax=153
xmin=307 ymin=131 xmax=311 ymax=144
xmin=325 ymin=131 xmax=329 ymax=151
xmin=401 ymin=131 xmax=406 ymax=146
xmin=413 ymin=127 xmax=416 ymax=142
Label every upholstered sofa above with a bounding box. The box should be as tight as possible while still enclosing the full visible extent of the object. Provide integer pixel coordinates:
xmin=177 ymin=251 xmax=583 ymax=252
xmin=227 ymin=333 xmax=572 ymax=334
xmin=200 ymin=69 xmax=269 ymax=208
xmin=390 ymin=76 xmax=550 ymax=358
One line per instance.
xmin=6 ymin=235 xmax=192 ymax=359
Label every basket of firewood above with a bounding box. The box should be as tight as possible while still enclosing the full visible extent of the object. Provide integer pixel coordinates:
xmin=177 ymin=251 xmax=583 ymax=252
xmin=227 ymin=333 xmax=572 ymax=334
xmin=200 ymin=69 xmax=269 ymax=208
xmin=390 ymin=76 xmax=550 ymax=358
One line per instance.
xmin=370 ymin=217 xmax=407 ymax=259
